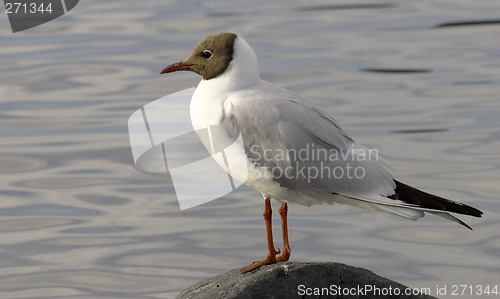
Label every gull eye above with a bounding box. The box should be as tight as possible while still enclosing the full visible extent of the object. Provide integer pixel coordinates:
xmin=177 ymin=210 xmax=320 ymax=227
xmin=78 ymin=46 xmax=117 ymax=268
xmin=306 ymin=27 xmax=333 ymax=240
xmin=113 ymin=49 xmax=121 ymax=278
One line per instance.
xmin=202 ymin=49 xmax=213 ymax=59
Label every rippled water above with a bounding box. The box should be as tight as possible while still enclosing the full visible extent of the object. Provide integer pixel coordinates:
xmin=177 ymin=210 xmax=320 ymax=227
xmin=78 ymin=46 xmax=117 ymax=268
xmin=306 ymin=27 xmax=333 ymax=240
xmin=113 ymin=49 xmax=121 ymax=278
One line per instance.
xmin=1 ymin=1 xmax=499 ymax=298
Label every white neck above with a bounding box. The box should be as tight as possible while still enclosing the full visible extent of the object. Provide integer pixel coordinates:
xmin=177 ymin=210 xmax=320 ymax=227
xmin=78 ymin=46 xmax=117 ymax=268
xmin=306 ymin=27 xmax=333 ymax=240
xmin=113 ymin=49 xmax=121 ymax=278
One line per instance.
xmin=190 ymin=36 xmax=260 ymax=129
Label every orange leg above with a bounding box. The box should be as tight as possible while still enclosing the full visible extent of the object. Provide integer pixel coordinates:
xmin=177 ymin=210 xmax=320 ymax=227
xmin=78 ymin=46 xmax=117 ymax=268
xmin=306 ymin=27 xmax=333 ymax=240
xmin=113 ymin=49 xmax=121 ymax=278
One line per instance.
xmin=241 ymin=198 xmax=280 ymax=273
xmin=276 ymin=202 xmax=291 ymax=262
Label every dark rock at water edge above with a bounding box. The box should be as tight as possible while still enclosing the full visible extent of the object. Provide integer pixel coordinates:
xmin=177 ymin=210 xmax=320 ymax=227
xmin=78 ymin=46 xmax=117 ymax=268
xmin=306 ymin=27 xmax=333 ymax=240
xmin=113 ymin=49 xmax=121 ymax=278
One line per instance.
xmin=175 ymin=261 xmax=438 ymax=299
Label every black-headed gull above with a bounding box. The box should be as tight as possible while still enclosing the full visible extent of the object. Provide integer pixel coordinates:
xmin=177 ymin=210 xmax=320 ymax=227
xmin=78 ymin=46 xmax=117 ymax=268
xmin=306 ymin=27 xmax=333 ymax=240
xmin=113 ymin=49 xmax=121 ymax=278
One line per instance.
xmin=160 ymin=32 xmax=483 ymax=273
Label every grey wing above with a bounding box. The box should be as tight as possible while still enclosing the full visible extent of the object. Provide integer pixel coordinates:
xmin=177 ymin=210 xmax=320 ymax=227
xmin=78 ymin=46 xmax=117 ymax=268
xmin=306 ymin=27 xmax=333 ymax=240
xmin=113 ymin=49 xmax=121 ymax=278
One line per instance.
xmin=221 ymin=82 xmax=482 ymax=228
xmin=226 ymin=82 xmax=396 ymax=200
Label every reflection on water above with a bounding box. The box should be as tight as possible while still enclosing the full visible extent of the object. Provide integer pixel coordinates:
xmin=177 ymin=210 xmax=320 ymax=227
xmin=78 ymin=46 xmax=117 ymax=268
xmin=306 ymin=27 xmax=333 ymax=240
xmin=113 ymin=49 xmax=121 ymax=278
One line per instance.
xmin=434 ymin=19 xmax=500 ymax=28
xmin=1 ymin=0 xmax=499 ymax=298
xmin=361 ymin=68 xmax=432 ymax=73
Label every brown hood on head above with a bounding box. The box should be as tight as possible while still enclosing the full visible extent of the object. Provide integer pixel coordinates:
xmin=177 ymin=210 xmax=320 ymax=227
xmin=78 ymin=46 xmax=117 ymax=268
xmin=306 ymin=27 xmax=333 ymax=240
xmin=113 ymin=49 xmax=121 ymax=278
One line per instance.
xmin=160 ymin=32 xmax=237 ymax=80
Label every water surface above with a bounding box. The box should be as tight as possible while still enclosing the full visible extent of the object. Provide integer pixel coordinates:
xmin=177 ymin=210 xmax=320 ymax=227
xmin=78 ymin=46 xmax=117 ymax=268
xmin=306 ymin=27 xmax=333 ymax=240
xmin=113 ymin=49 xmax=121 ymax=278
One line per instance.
xmin=1 ymin=0 xmax=499 ymax=298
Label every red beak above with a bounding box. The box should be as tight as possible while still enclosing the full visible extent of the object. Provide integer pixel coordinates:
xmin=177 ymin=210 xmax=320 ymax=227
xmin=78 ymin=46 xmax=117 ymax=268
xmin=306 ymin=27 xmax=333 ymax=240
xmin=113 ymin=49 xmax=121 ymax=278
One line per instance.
xmin=160 ymin=61 xmax=193 ymax=74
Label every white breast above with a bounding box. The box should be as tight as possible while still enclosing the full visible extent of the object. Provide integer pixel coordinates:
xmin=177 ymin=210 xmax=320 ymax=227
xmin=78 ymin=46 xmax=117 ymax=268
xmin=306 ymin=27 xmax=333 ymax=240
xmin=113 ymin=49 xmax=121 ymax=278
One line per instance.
xmin=189 ymin=84 xmax=249 ymax=186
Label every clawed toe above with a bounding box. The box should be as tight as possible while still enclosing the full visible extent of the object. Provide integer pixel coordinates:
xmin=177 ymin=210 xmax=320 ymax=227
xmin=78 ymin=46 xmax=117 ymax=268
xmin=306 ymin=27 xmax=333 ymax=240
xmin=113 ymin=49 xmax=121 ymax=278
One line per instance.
xmin=241 ymin=255 xmax=276 ymax=273
xmin=276 ymin=250 xmax=290 ymax=262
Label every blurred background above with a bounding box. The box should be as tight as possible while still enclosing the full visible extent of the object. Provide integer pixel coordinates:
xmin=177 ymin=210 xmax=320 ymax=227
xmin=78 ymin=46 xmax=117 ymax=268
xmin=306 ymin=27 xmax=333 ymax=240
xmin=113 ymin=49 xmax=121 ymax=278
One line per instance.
xmin=1 ymin=0 xmax=499 ymax=298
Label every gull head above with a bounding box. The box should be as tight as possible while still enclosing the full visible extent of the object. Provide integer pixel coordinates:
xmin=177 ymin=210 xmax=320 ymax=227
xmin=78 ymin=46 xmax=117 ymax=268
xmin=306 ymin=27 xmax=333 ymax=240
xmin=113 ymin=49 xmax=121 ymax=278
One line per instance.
xmin=160 ymin=32 xmax=260 ymax=89
xmin=160 ymin=32 xmax=238 ymax=80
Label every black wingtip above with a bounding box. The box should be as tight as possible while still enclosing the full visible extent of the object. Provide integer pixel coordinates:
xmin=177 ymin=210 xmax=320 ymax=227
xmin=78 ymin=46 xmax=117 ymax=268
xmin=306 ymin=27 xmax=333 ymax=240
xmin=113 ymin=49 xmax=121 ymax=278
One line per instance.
xmin=392 ymin=180 xmax=483 ymax=218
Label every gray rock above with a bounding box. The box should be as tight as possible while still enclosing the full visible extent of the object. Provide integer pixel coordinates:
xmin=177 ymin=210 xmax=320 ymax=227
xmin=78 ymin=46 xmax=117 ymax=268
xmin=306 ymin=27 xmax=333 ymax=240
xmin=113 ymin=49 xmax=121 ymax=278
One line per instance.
xmin=175 ymin=262 xmax=438 ymax=299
